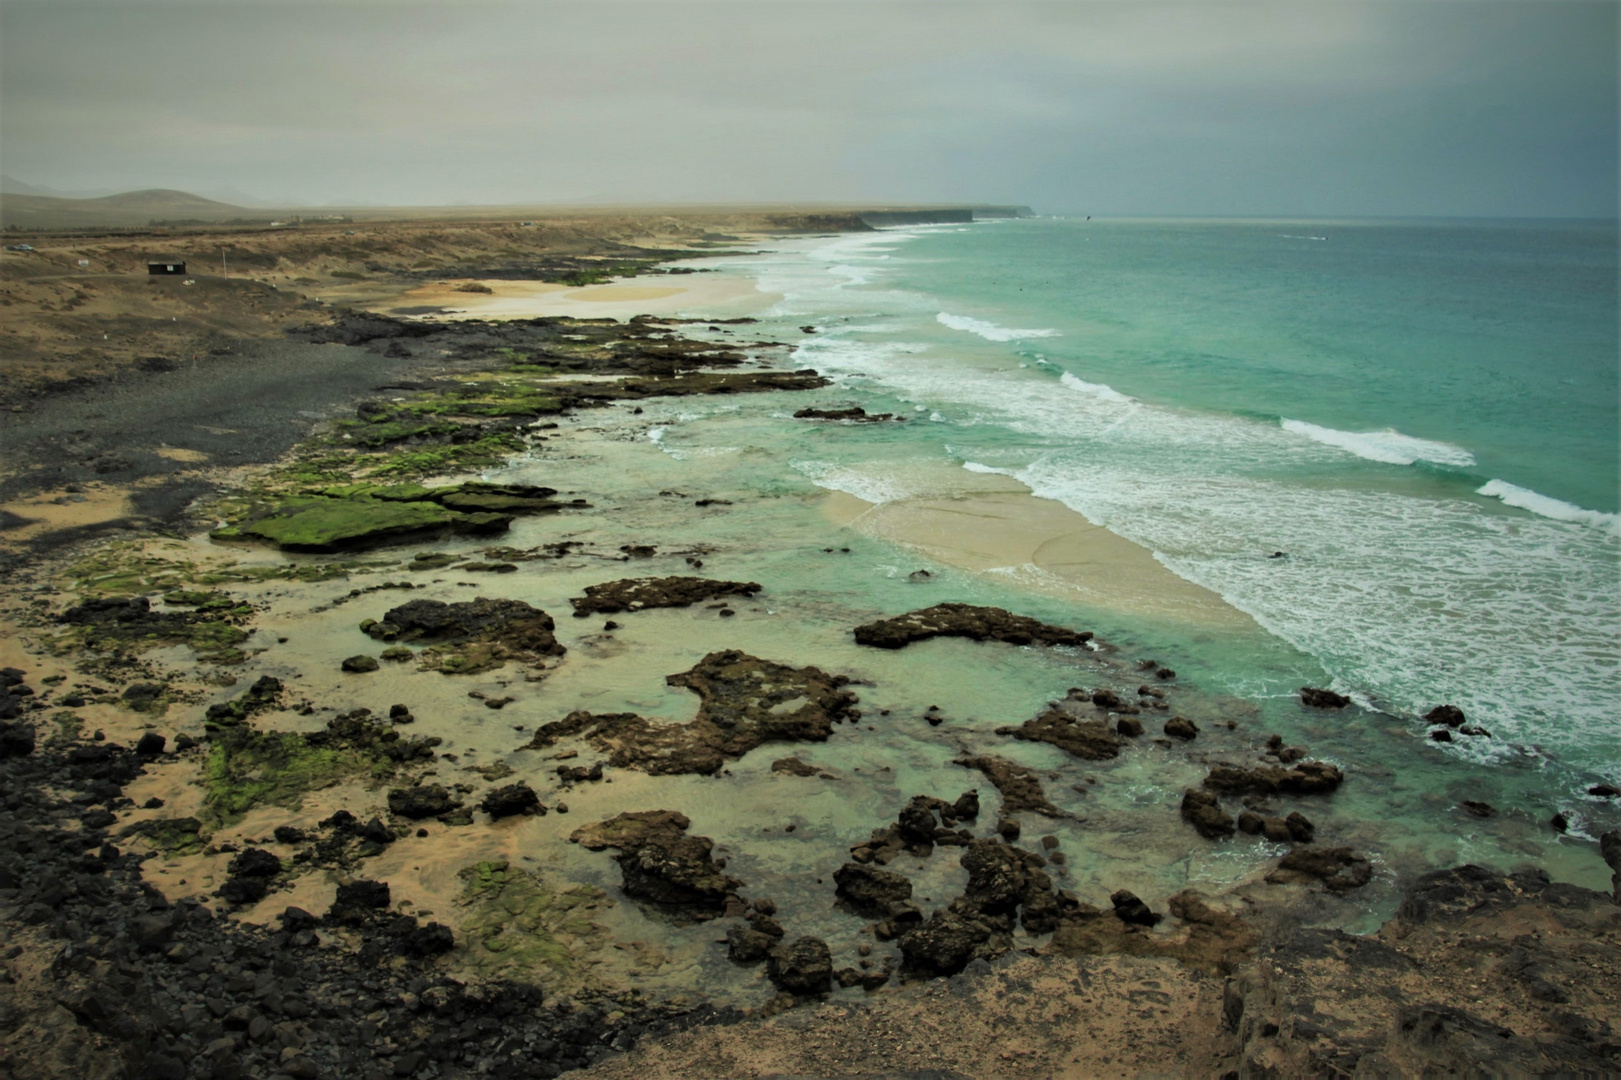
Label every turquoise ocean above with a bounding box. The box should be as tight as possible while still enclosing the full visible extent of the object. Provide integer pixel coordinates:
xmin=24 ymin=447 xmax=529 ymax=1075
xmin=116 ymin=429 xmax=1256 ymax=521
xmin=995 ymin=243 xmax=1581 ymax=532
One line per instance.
xmin=676 ymin=217 xmax=1619 ymax=843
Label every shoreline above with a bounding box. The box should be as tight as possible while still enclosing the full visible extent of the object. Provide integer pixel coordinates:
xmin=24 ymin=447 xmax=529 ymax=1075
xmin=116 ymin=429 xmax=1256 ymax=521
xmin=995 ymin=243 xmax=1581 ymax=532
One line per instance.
xmin=0 ymin=220 xmax=1617 ymax=1079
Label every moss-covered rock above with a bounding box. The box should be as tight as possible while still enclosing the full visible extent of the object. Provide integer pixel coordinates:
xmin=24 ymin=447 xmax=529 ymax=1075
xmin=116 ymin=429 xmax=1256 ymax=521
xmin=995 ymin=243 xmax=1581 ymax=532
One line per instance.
xmin=56 ymin=595 xmax=252 ymax=664
xmin=453 ymin=860 xmax=612 ymax=987
xmin=200 ymin=711 xmax=440 ymax=827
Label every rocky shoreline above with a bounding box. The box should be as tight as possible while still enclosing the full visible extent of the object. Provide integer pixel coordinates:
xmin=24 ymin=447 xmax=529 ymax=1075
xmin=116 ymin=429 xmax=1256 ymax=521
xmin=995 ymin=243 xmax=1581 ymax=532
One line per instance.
xmin=1 ymin=239 xmax=1618 ymax=1080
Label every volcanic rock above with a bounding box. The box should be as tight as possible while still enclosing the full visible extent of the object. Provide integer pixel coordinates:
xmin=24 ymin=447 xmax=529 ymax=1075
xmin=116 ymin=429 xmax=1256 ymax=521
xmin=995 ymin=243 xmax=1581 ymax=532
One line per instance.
xmin=833 ymin=862 xmax=913 ymax=915
xmin=569 ymin=576 xmax=762 ymax=617
xmin=480 ymin=782 xmax=541 ymax=819
xmin=1181 ymin=789 xmax=1236 ymax=839
xmin=524 ymin=649 xmax=857 ymax=775
xmin=1300 ymin=687 xmax=1351 ymax=709
xmin=998 ymin=708 xmax=1121 ymax=761
xmin=767 ymin=936 xmax=833 ymax=995
xmin=570 ymin=810 xmax=742 ymax=917
xmin=955 ymin=755 xmax=1063 ymax=816
xmin=1203 ymin=761 xmax=1344 ymax=797
xmin=1268 ymin=847 xmax=1373 ymax=892
xmin=852 ymin=603 xmax=1092 ymax=650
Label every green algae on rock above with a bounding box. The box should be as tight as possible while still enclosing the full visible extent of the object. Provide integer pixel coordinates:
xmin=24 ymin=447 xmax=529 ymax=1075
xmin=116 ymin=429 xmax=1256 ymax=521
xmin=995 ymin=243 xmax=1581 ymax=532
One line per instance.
xmin=117 ymin=815 xmax=208 ymax=856
xmin=199 ymin=710 xmax=441 ymax=828
xmin=361 ymin=596 xmax=565 ymax=675
xmin=852 ymin=604 xmax=1093 ymax=651
xmin=55 ymin=594 xmax=254 ymax=665
xmin=524 ymin=649 xmax=858 ymax=775
xmin=452 ymin=860 xmax=614 ymax=988
xmin=210 ymin=482 xmax=569 ymax=553
xmin=568 ymin=576 xmax=763 ymax=617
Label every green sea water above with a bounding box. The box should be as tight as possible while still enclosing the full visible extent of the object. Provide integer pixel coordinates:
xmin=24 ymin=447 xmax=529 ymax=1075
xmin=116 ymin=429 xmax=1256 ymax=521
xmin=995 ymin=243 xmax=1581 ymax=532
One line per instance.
xmin=378 ymin=218 xmax=1621 ymax=996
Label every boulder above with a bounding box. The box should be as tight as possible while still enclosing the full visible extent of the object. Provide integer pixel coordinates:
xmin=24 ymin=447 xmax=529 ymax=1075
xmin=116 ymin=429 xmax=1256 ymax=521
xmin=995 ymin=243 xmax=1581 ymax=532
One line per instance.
xmin=766 ymin=936 xmax=833 ymax=995
xmin=387 ymin=784 xmax=458 ymax=820
xmin=1300 ymin=687 xmax=1351 ymax=709
xmin=227 ymin=848 xmax=283 ymax=878
xmin=1425 ymin=704 xmax=1466 ymax=728
xmin=1164 ymin=716 xmax=1199 ymax=740
xmin=1268 ymin=847 xmax=1372 ymax=892
xmin=327 ymin=879 xmax=391 ymax=922
xmin=833 ymin=863 xmax=913 ymax=915
xmin=571 ymin=810 xmax=742 ymax=916
xmin=479 ymin=782 xmax=541 ymax=819
xmin=1181 ymin=789 xmax=1235 ymax=839
xmin=341 ymin=654 xmax=380 ymax=673
xmin=1110 ymin=889 xmax=1162 ymax=927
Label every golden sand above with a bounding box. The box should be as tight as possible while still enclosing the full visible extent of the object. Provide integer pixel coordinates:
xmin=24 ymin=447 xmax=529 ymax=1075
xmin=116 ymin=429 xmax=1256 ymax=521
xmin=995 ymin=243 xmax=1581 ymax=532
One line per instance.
xmin=0 ymin=486 xmax=134 ymax=546
xmin=823 ymin=472 xmax=1255 ymax=630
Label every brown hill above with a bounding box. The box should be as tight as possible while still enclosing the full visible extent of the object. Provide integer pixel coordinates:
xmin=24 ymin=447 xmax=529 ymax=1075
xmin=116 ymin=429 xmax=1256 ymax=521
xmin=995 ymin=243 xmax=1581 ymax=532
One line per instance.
xmin=1 ymin=188 xmax=247 ymax=228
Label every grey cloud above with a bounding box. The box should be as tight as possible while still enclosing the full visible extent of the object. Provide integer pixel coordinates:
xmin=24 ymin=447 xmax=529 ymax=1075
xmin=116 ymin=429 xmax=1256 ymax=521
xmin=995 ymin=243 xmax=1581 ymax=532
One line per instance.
xmin=1 ymin=0 xmax=1613 ymax=215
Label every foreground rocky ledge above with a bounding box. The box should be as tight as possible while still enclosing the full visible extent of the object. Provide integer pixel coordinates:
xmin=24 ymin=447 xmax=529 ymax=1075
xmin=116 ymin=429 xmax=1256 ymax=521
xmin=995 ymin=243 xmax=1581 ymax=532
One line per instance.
xmin=584 ymin=864 xmax=1621 ymax=1079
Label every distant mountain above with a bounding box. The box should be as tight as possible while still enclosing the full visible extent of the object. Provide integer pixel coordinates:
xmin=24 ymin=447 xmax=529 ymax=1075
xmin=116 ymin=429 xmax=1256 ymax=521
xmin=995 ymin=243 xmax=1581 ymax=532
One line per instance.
xmin=1 ymin=187 xmax=250 ymax=228
xmin=0 ymin=174 xmax=121 ymax=199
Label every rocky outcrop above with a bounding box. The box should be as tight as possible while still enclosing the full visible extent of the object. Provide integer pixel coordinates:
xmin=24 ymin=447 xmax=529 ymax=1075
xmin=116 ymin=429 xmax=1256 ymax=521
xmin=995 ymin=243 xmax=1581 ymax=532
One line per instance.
xmin=853 ymin=604 xmax=1092 ymax=651
xmin=480 ymin=782 xmax=541 ymax=819
xmin=849 ymin=792 xmax=979 ymax=866
xmin=211 ymin=482 xmax=568 ymax=553
xmin=569 ymin=575 xmax=761 ymax=617
xmin=1181 ymin=788 xmax=1235 ymax=839
xmin=1300 ymin=687 xmax=1350 ymax=709
xmin=897 ymin=839 xmax=1071 ymax=977
xmin=1600 ymin=830 xmax=1620 ymax=902
xmin=1266 ymin=847 xmax=1372 ymax=892
xmin=833 ymin=863 xmax=913 ymax=915
xmin=570 ymin=810 xmax=742 ymax=918
xmin=955 ymin=755 xmax=1063 ymax=817
xmin=362 ymin=597 xmax=564 ymax=674
xmin=523 ymin=650 xmax=858 ymax=775
xmin=767 ymin=936 xmax=833 ymax=995
xmin=997 ymin=708 xmax=1121 ymax=761
xmin=387 ymin=783 xmax=459 ymax=820
xmin=1228 ymin=865 xmax=1621 ymax=1077
xmin=1203 ymin=760 xmax=1343 ymax=796
xmin=792 ymin=406 xmax=900 ymax=422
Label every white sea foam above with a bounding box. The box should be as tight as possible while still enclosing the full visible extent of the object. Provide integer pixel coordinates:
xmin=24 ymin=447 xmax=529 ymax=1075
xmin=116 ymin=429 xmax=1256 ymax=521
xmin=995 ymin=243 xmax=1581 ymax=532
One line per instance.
xmin=790 ymin=460 xmax=919 ymax=505
xmin=962 ymin=461 xmax=1016 ymax=476
xmin=1281 ymin=419 xmax=1476 ymax=467
xmin=1478 ymin=479 xmax=1621 ymax=531
xmin=1059 ymin=372 xmax=1135 ymax=404
xmin=936 ymin=312 xmax=1059 ymax=342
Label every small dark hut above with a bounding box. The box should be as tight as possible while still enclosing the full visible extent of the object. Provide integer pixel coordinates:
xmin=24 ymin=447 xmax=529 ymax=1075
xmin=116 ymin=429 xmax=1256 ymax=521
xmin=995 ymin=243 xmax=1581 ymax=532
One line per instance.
xmin=147 ymin=260 xmax=186 ymax=275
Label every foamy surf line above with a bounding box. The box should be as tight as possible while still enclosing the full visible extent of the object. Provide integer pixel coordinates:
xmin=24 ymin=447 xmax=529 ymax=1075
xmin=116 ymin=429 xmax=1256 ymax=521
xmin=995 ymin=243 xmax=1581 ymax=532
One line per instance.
xmin=1059 ymin=371 xmax=1134 ymax=404
xmin=1478 ymin=479 xmax=1621 ymax=532
xmin=937 ymin=312 xmax=1059 ymax=342
xmin=1281 ymin=419 xmax=1476 ymax=467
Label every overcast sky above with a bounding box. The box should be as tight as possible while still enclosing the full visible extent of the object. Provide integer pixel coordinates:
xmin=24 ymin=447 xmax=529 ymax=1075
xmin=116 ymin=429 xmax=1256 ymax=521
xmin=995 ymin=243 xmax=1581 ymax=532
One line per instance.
xmin=2 ymin=1 xmax=1614 ymax=216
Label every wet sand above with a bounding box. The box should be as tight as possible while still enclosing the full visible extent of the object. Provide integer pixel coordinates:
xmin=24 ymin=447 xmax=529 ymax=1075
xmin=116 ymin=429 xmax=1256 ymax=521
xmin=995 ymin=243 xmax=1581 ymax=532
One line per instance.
xmin=822 ymin=471 xmax=1257 ymax=630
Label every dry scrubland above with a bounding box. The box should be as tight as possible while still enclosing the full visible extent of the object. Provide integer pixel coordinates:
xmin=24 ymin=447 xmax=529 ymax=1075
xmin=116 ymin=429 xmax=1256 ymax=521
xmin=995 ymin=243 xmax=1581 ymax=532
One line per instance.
xmin=0 ymin=209 xmax=859 ymax=404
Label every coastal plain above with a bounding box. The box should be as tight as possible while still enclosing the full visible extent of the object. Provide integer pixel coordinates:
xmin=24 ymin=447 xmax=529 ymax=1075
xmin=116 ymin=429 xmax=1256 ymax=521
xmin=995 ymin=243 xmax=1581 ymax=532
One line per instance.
xmin=0 ymin=208 xmax=1617 ymax=1080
